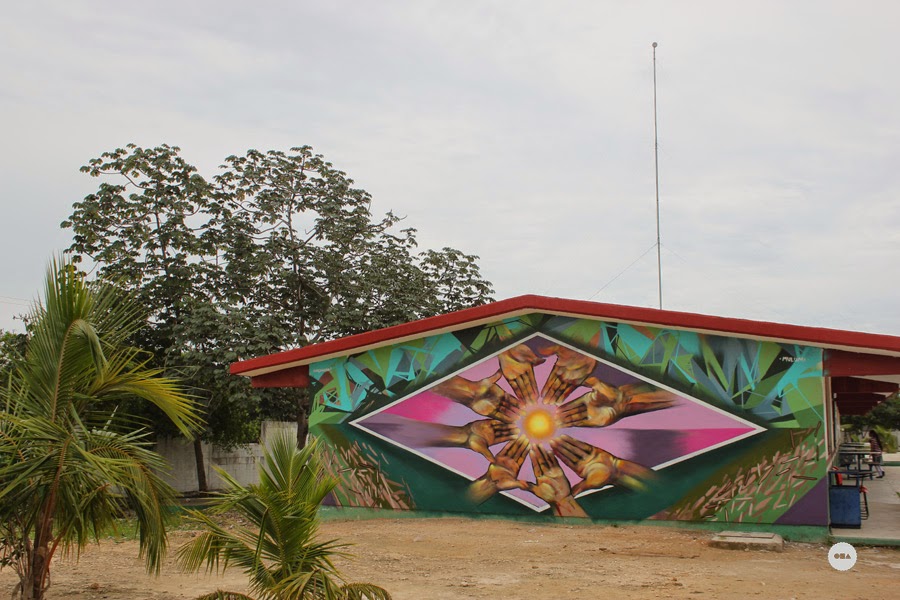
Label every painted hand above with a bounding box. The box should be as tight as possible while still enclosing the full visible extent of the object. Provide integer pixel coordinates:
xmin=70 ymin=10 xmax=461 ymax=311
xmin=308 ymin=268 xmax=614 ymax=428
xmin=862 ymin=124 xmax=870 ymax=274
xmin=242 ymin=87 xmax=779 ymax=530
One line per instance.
xmin=551 ymin=434 xmax=655 ymax=495
xmin=456 ymin=420 xmax=520 ymax=461
xmin=538 ymin=345 xmax=597 ymax=405
xmin=529 ymin=444 xmax=587 ymax=517
xmin=558 ymin=377 xmax=676 ymax=427
xmin=499 ymin=344 xmax=545 ymax=403
xmin=468 ymin=436 xmax=530 ymax=503
xmin=434 ymin=371 xmax=524 ymax=423
xmin=429 ymin=420 xmax=519 ymax=461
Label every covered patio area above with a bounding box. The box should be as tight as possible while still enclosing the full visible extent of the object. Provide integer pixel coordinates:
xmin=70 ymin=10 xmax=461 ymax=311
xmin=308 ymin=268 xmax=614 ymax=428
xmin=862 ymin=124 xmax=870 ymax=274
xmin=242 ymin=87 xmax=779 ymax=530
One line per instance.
xmin=825 ymin=351 xmax=899 ymax=545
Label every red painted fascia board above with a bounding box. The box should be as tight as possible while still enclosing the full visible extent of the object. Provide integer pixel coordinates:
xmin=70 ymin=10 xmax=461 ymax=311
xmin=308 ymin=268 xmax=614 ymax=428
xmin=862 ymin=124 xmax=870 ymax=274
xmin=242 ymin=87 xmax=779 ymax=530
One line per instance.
xmin=824 ymin=350 xmax=900 ymax=377
xmin=834 ymin=393 xmax=885 ymax=408
xmin=231 ymin=294 xmax=900 ymax=377
xmin=838 ymin=404 xmax=882 ymax=416
xmin=250 ymin=365 xmax=310 ymax=389
xmin=831 ymin=376 xmax=899 ymax=395
xmin=230 ymin=295 xmax=541 ymax=376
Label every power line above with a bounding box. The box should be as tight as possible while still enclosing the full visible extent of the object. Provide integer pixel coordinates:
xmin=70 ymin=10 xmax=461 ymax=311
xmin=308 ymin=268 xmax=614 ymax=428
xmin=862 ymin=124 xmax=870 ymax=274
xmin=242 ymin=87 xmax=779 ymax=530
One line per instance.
xmin=587 ymin=243 xmax=659 ymax=301
xmin=0 ymin=295 xmax=31 ymax=307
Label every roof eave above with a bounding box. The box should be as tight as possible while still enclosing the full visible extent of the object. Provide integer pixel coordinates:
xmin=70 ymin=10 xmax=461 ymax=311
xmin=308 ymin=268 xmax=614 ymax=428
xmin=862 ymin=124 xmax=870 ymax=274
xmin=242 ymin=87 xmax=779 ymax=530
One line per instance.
xmin=231 ymin=295 xmax=900 ymax=378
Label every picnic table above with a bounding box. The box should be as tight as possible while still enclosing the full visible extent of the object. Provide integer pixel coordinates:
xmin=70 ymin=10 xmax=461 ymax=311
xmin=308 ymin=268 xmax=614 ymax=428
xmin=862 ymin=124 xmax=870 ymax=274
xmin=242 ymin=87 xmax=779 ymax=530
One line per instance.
xmin=839 ymin=450 xmax=874 ymax=474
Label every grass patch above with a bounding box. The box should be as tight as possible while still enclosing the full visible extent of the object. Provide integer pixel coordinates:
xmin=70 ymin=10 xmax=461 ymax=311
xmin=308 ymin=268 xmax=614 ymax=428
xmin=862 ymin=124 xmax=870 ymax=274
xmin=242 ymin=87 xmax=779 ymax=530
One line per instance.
xmin=97 ymin=507 xmax=199 ymax=541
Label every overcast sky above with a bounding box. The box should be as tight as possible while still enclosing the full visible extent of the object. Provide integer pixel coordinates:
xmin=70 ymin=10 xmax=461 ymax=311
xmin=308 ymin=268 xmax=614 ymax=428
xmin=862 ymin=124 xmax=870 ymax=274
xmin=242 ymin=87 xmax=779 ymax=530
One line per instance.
xmin=2 ymin=1 xmax=899 ymax=338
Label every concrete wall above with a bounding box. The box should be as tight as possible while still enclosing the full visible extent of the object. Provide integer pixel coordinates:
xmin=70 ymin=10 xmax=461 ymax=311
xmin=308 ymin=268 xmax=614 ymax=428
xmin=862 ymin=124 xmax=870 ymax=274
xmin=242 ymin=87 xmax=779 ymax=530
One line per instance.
xmin=156 ymin=421 xmax=297 ymax=493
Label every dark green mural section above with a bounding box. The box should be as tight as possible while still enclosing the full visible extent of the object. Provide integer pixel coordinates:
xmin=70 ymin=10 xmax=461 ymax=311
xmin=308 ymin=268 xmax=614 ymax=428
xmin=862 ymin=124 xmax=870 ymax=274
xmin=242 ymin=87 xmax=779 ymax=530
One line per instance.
xmin=307 ymin=314 xmax=827 ymax=526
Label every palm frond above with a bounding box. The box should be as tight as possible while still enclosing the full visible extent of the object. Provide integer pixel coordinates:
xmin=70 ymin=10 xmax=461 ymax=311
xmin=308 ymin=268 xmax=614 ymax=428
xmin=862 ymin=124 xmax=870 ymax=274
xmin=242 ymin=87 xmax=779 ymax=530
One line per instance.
xmin=86 ymin=349 xmax=203 ymax=436
xmin=178 ymin=433 xmax=388 ymax=600
xmin=0 ymin=256 xmax=202 ymax=595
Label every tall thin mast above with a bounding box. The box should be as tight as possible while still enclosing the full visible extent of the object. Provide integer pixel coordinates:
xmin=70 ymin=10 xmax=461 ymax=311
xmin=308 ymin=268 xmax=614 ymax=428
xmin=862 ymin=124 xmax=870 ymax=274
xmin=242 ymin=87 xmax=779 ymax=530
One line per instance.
xmin=652 ymin=42 xmax=662 ymax=309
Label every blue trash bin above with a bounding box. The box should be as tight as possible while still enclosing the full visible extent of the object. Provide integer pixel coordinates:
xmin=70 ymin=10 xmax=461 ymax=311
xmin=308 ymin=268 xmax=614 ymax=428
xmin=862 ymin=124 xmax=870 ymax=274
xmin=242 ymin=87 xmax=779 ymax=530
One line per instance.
xmin=829 ymin=472 xmax=861 ymax=529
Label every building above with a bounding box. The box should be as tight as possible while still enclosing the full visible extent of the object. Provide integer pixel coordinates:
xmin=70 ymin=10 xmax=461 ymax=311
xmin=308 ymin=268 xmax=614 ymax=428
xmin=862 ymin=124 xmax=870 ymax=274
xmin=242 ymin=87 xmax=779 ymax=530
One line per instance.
xmin=231 ymin=295 xmax=899 ymax=530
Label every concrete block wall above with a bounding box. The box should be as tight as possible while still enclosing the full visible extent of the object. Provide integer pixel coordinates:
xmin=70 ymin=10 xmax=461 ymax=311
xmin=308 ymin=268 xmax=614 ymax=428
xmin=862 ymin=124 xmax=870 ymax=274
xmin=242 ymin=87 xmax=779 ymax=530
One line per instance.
xmin=156 ymin=421 xmax=298 ymax=493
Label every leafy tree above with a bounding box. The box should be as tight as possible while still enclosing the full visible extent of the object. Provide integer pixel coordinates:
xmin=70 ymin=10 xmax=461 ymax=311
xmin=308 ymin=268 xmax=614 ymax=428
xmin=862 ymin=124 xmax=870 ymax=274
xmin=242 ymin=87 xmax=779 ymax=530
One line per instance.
xmin=842 ymin=396 xmax=900 ymax=433
xmin=177 ymin=433 xmax=391 ymax=600
xmin=0 ymin=258 xmax=201 ymax=600
xmin=61 ymin=145 xmax=224 ymax=488
xmin=64 ymin=144 xmax=215 ymax=348
xmin=0 ymin=330 xmax=27 ymax=381
xmin=167 ymin=303 xmax=298 ymax=444
xmin=420 ymin=247 xmax=496 ymax=314
xmin=840 ymin=395 xmax=900 ymax=453
xmin=866 ymin=395 xmax=900 ymax=431
xmin=63 ymin=144 xmax=493 ymax=483
xmin=63 ymin=145 xmax=283 ymax=489
xmin=213 ymin=146 xmax=372 ymax=345
xmin=212 ymin=147 xmax=492 ymax=341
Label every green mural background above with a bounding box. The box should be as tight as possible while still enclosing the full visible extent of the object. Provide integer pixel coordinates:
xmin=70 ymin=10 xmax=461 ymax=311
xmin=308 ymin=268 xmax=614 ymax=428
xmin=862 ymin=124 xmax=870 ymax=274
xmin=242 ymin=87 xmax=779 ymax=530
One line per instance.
xmin=307 ymin=314 xmax=827 ymax=526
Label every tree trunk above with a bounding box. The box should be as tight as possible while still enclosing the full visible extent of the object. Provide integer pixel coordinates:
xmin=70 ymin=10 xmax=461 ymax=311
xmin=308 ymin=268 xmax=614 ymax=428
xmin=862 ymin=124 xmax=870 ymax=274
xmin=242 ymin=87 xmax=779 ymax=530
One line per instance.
xmin=296 ymin=388 xmax=310 ymax=449
xmin=25 ymin=541 xmax=49 ymax=599
xmin=25 ymin=495 xmax=57 ymax=600
xmin=193 ymin=438 xmax=208 ymax=492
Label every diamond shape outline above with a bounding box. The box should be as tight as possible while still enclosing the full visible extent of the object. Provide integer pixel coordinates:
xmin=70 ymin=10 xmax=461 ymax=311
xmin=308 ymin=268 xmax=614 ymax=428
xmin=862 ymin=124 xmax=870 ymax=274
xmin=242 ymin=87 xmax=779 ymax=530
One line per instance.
xmin=350 ymin=332 xmax=766 ymax=512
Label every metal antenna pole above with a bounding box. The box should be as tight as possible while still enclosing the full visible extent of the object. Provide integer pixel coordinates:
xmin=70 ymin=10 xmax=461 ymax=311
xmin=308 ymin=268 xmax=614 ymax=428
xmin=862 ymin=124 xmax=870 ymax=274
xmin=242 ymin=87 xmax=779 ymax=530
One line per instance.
xmin=652 ymin=42 xmax=662 ymax=310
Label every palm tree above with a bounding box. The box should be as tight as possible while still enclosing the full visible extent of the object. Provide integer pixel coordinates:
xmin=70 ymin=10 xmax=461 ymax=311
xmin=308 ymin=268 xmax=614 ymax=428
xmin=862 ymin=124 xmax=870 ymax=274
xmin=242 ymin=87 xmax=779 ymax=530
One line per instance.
xmin=0 ymin=258 xmax=202 ymax=600
xmin=177 ymin=433 xmax=391 ymax=600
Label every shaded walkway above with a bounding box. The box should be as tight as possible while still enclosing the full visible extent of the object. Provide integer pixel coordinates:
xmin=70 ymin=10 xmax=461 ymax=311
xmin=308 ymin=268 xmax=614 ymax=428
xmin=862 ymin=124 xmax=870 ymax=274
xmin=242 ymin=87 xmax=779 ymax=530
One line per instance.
xmin=831 ymin=459 xmax=900 ymax=546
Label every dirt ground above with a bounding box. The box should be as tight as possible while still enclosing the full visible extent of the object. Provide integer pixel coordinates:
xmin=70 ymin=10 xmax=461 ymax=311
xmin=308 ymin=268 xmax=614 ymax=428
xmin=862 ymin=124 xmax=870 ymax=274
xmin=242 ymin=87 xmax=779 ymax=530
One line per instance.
xmin=1 ymin=518 xmax=897 ymax=599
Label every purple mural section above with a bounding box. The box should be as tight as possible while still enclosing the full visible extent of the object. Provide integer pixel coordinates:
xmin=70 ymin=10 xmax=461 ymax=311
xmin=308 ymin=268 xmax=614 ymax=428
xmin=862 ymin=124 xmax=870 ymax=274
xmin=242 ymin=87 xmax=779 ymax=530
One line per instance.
xmin=774 ymin=478 xmax=829 ymax=526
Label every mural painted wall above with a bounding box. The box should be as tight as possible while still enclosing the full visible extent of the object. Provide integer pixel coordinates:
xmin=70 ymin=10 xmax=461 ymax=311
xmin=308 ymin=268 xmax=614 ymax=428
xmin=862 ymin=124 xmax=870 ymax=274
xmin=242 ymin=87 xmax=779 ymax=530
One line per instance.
xmin=308 ymin=314 xmax=827 ymax=526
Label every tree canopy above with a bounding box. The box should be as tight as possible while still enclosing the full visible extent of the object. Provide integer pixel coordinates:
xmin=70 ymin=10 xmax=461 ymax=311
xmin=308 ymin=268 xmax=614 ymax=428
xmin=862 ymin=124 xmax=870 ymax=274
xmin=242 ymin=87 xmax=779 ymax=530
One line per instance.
xmin=62 ymin=144 xmax=494 ymax=469
xmin=842 ymin=395 xmax=900 ymax=449
xmin=0 ymin=330 xmax=27 ymax=381
xmin=865 ymin=395 xmax=900 ymax=431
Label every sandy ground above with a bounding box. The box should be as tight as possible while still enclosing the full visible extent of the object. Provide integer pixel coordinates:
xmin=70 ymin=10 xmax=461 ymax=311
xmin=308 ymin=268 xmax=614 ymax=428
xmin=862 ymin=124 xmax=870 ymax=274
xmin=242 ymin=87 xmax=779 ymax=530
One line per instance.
xmin=1 ymin=518 xmax=897 ymax=599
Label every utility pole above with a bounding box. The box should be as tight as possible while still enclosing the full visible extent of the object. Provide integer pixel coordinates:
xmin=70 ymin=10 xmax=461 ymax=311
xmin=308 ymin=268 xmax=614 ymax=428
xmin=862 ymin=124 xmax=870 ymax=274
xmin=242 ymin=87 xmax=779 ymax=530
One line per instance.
xmin=652 ymin=42 xmax=663 ymax=310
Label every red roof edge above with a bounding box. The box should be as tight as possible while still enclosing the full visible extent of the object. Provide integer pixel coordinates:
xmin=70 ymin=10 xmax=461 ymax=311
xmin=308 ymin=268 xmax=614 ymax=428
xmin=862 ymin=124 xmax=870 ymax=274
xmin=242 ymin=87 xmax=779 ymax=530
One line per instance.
xmin=230 ymin=294 xmax=900 ymax=376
